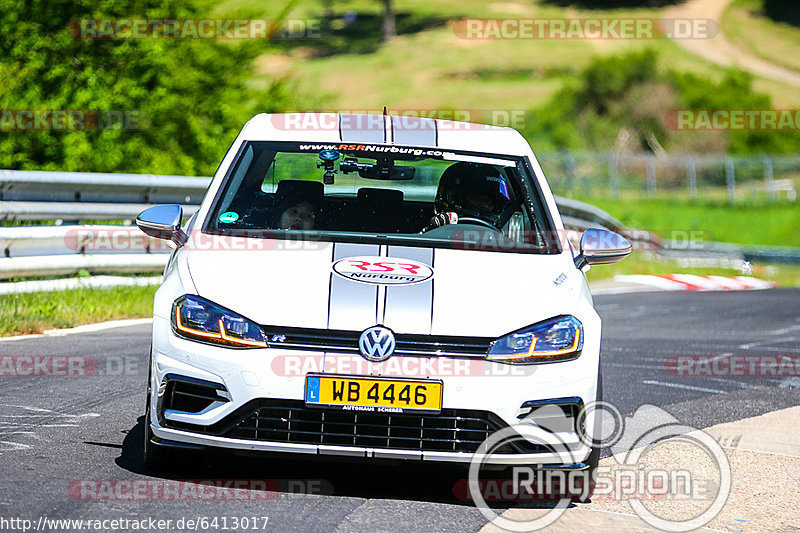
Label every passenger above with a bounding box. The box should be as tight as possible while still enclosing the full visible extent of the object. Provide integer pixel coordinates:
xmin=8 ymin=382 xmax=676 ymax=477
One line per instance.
xmin=275 ymin=196 xmax=317 ymax=230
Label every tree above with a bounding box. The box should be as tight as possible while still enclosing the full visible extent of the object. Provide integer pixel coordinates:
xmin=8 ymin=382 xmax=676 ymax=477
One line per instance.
xmin=381 ymin=0 xmax=395 ymax=42
xmin=521 ymin=50 xmax=800 ymax=154
xmin=0 ymin=0 xmax=296 ymax=175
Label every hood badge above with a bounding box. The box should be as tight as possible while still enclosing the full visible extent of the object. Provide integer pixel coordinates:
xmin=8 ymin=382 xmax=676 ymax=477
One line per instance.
xmin=332 ymin=256 xmax=433 ymax=286
xmin=358 ymin=326 xmax=396 ymax=362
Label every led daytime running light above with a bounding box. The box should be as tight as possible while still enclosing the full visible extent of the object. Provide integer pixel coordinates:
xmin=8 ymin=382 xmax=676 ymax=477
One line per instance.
xmin=175 ymin=304 xmax=267 ymax=348
xmin=486 ymin=328 xmax=580 ymax=361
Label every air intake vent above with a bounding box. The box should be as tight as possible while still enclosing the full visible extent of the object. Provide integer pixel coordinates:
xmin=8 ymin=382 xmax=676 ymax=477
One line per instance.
xmin=161 ymin=374 xmax=229 ymax=414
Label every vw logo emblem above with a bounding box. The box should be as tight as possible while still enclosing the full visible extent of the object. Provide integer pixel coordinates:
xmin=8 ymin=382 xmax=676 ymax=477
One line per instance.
xmin=358 ymin=326 xmax=396 ymax=362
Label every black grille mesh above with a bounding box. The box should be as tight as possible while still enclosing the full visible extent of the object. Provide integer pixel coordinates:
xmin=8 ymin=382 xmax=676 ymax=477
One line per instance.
xmin=164 ymin=399 xmax=549 ymax=454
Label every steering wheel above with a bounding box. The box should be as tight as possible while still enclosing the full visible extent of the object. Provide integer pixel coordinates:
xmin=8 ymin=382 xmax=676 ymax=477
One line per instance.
xmin=457 ymin=217 xmax=501 ymax=231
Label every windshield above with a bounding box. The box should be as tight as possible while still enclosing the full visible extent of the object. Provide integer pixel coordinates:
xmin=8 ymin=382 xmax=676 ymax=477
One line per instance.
xmin=205 ymin=141 xmax=557 ymax=253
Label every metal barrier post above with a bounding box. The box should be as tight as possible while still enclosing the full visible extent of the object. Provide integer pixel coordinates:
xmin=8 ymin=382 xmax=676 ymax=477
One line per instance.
xmin=763 ymin=155 xmax=774 ymax=203
xmin=646 ymin=155 xmax=657 ymax=197
xmin=686 ymin=155 xmax=697 ymax=200
xmin=609 ymin=152 xmax=620 ymax=198
xmin=725 ymin=157 xmax=736 ymax=204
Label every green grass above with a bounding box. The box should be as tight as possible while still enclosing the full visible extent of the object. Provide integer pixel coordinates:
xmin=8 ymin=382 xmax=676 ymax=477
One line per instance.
xmin=0 ymin=285 xmax=156 ymax=337
xmin=575 ymin=197 xmax=800 ymax=247
xmin=215 ymin=0 xmax=800 ymax=113
xmin=723 ymin=0 xmax=800 ymax=75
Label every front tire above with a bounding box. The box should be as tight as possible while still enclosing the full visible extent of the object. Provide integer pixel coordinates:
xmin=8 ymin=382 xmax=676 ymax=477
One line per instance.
xmin=143 ymin=408 xmax=171 ymax=472
xmin=574 ymin=366 xmax=603 ymax=502
xmin=143 ymin=348 xmax=172 ymax=472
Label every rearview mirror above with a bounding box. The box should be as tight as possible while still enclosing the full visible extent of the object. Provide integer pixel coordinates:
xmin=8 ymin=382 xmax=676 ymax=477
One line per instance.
xmin=574 ymin=228 xmax=632 ymax=270
xmin=339 ymin=158 xmax=416 ymax=180
xmin=136 ymin=204 xmax=187 ymax=246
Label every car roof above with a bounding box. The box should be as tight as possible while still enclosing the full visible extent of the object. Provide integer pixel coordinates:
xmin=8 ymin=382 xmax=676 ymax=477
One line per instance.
xmin=239 ymin=113 xmax=534 ymax=157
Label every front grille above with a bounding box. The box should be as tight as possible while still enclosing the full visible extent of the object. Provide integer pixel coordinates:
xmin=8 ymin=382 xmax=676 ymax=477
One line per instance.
xmin=164 ymin=399 xmax=547 ymax=454
xmin=262 ymin=326 xmax=492 ymax=357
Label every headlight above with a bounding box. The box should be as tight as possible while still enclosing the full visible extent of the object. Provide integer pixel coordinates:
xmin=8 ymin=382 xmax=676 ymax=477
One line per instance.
xmin=486 ymin=316 xmax=582 ymax=364
xmin=172 ymin=295 xmax=267 ymax=348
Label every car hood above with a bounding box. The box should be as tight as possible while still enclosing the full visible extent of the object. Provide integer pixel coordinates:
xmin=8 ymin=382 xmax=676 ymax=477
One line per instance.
xmin=183 ymin=240 xmax=581 ymax=338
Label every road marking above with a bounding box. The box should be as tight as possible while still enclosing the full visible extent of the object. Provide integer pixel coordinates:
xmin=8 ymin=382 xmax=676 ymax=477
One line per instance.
xmin=0 ymin=405 xmax=101 ymax=451
xmin=702 ymin=377 xmax=756 ymax=388
xmin=641 ymin=380 xmax=726 ymax=394
xmin=606 ymin=363 xmax=666 ymax=370
xmin=766 ymin=323 xmax=800 ymax=336
xmin=612 ymin=274 xmax=776 ymax=292
xmin=779 ymin=377 xmax=800 ymax=388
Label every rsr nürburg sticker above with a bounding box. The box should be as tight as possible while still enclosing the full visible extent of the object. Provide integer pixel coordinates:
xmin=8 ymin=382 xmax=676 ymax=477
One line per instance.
xmin=332 ymin=257 xmax=433 ymax=285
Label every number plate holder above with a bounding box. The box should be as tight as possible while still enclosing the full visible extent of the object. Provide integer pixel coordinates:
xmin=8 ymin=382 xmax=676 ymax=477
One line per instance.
xmin=304 ymin=374 xmax=443 ymax=414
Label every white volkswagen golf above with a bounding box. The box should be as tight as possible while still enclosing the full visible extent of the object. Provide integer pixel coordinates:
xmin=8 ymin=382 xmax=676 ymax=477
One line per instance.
xmin=137 ymin=113 xmax=630 ymax=486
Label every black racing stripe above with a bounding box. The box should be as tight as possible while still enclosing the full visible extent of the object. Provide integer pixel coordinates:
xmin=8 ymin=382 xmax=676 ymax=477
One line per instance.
xmin=382 ymin=244 xmax=390 ymax=327
xmin=375 ymin=267 xmax=380 ymax=324
xmin=382 ymin=276 xmax=389 ymax=325
xmin=327 ymin=242 xmax=335 ymax=329
xmin=429 ymin=248 xmax=435 ymax=334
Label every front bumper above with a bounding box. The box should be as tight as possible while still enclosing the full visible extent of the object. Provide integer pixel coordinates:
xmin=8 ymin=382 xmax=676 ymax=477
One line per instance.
xmin=149 ymin=315 xmax=599 ymax=466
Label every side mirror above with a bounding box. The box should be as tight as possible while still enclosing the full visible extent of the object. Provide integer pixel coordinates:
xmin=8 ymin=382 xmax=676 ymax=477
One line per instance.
xmin=574 ymin=228 xmax=632 ymax=270
xmin=136 ymin=204 xmax=187 ymax=246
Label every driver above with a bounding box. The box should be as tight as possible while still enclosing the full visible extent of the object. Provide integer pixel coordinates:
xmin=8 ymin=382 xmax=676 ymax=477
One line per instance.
xmin=422 ymin=162 xmax=513 ymax=232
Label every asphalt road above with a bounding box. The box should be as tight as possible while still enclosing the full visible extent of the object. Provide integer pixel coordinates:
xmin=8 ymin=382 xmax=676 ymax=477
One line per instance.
xmin=0 ymin=289 xmax=798 ymax=532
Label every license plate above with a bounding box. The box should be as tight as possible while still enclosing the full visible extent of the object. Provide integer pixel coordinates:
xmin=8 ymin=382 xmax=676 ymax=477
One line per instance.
xmin=305 ymin=374 xmax=443 ymax=413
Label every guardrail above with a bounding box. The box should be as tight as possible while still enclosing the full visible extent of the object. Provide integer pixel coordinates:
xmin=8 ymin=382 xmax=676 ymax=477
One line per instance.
xmin=0 ymin=201 xmax=200 ymax=222
xmin=539 ymin=152 xmax=800 ymax=204
xmin=0 ymin=170 xmax=210 ymax=204
xmin=0 ymin=169 xmax=617 ymax=226
xmin=0 ymin=169 xmax=643 ymax=281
